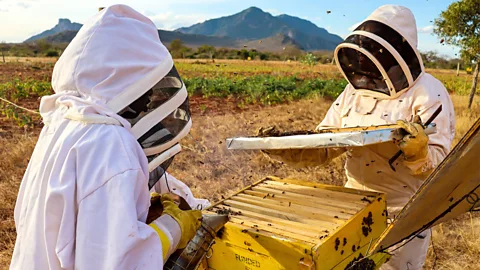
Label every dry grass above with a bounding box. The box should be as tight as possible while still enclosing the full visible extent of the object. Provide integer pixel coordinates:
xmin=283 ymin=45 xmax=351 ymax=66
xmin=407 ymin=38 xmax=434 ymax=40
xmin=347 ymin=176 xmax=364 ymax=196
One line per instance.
xmin=3 ymin=94 xmax=477 ymax=268
xmin=0 ymin=134 xmax=37 ymax=266
xmin=169 ymin=97 xmax=347 ymax=201
xmin=0 ymin=59 xmax=479 ymax=268
xmin=2 ymin=56 xmax=58 ymax=63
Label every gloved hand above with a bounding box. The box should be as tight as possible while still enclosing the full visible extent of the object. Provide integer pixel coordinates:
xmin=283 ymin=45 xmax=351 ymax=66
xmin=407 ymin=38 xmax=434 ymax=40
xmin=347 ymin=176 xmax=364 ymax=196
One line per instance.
xmin=396 ymin=116 xmax=429 ymax=162
xmin=146 ymin=192 xmax=164 ymax=224
xmin=161 ymin=194 xmax=202 ymax=249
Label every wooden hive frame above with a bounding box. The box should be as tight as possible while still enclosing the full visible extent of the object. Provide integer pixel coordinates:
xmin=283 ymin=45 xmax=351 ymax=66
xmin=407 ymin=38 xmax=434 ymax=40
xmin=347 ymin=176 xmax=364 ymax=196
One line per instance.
xmin=203 ymin=176 xmax=390 ymax=270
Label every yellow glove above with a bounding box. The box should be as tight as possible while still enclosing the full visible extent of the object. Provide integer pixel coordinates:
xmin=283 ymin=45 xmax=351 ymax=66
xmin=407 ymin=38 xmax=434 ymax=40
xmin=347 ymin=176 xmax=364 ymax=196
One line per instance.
xmin=396 ymin=118 xmax=429 ymax=162
xmin=161 ymin=194 xmax=202 ymax=249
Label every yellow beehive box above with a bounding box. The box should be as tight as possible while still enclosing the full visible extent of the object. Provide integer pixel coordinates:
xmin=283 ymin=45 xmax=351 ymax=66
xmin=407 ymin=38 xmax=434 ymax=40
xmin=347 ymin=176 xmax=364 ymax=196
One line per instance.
xmin=203 ymin=176 xmax=390 ymax=270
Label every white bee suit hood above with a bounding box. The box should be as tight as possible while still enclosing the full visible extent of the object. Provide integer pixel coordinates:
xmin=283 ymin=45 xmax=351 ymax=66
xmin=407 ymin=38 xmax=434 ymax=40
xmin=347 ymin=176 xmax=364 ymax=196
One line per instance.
xmin=334 ymin=5 xmax=425 ymax=100
xmin=11 ymin=5 xmax=204 ymax=270
xmin=40 ymin=4 xmax=192 ymax=180
xmin=41 ymin=5 xmax=172 ymax=127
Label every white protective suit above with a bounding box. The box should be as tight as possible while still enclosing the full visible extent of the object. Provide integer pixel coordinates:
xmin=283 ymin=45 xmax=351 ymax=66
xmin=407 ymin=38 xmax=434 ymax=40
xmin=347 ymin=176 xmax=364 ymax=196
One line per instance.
xmin=316 ymin=5 xmax=456 ymax=269
xmin=11 ymin=5 xmax=209 ymax=270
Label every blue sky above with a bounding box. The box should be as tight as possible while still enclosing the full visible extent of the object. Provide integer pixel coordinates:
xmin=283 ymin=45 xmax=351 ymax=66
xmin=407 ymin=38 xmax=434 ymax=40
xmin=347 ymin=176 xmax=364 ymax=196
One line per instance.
xmin=0 ymin=0 xmax=459 ymax=58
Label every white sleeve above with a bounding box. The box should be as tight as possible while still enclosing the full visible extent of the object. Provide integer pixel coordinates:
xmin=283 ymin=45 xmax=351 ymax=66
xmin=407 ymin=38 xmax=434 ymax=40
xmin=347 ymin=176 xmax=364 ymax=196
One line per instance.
xmin=75 ymin=169 xmax=177 ymax=269
xmin=152 ymin=172 xmax=211 ymax=210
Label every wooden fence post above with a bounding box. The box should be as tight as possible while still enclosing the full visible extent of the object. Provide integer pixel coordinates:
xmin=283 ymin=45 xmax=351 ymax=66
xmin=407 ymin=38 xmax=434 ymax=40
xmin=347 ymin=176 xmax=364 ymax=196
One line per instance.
xmin=468 ymin=62 xmax=479 ymax=109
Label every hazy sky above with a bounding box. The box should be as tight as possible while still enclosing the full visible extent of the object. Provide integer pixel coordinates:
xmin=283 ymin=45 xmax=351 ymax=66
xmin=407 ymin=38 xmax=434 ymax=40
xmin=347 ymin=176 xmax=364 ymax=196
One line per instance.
xmin=0 ymin=0 xmax=460 ymax=58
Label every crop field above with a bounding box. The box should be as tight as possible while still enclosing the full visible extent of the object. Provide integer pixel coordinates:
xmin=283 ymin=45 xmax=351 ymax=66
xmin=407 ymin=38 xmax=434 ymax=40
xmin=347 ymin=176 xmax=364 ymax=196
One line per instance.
xmin=1 ymin=58 xmax=479 ymax=269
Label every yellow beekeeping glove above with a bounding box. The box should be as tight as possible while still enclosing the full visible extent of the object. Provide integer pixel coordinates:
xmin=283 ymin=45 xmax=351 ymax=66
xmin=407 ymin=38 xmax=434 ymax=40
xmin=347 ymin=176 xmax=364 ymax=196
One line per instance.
xmin=396 ymin=118 xmax=429 ymax=162
xmin=160 ymin=194 xmax=202 ymax=249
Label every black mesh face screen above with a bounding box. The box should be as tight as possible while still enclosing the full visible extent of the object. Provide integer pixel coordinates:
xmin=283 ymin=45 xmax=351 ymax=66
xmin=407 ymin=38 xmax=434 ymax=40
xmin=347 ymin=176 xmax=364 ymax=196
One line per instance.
xmin=148 ymin=156 xmax=175 ymax=190
xmin=337 ymin=47 xmax=390 ymax=95
xmin=119 ymin=65 xmax=184 ymax=125
xmin=343 ymin=35 xmax=409 ymax=91
xmin=138 ymin=97 xmax=190 ymax=149
xmin=354 ymin=20 xmax=422 ymax=81
xmin=119 ymin=89 xmax=153 ymax=119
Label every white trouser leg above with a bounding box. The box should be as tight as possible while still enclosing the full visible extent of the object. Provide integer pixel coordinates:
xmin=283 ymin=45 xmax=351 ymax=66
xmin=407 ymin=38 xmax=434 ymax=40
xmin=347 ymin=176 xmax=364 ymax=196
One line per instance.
xmin=380 ymin=229 xmax=431 ymax=270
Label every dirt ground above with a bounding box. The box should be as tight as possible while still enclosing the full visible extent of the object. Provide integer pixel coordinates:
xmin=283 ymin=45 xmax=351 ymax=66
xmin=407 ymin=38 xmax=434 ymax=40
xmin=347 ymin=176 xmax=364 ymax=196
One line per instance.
xmin=1 ymin=60 xmax=480 ymax=269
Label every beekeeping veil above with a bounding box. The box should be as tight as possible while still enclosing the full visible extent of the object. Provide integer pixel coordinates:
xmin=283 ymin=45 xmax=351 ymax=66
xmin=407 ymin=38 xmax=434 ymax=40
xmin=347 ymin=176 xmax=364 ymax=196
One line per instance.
xmin=41 ymin=5 xmax=191 ymax=190
xmin=113 ymin=65 xmax=191 ymax=189
xmin=334 ymin=5 xmax=425 ymax=99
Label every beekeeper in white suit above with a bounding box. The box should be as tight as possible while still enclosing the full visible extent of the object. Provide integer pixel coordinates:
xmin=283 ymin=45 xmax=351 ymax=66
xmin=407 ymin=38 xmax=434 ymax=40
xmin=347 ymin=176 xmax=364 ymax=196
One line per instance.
xmin=262 ymin=5 xmax=455 ymax=269
xmin=11 ymin=5 xmax=209 ymax=269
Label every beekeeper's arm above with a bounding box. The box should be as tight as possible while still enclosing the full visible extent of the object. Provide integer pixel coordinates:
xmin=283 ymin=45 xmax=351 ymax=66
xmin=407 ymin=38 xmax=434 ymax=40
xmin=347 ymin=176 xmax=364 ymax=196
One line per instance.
xmin=396 ymin=88 xmax=455 ymax=176
xmin=75 ymin=169 xmax=200 ymax=269
xmin=261 ymin=89 xmax=348 ymax=168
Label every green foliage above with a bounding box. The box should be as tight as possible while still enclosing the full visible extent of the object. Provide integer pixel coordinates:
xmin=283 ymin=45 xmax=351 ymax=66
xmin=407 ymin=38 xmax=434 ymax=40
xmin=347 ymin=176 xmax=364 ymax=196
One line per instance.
xmin=2 ymin=42 xmax=66 ymax=57
xmin=421 ymin=50 xmax=462 ymax=69
xmin=169 ymin=39 xmax=193 ymax=59
xmin=301 ymin=53 xmax=318 ymax=66
xmin=238 ymin=49 xmax=250 ymax=60
xmin=169 ymin=39 xmax=185 ymax=51
xmin=434 ymin=0 xmax=480 ymax=63
xmin=45 ymin=49 xmax=59 ymax=57
xmin=184 ymin=75 xmax=346 ymax=105
xmin=0 ymin=78 xmax=52 ymax=127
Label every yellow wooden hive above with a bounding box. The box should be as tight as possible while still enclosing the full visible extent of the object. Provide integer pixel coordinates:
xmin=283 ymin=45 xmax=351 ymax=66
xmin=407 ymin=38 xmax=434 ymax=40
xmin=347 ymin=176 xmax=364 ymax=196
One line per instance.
xmin=202 ymin=176 xmax=390 ymax=270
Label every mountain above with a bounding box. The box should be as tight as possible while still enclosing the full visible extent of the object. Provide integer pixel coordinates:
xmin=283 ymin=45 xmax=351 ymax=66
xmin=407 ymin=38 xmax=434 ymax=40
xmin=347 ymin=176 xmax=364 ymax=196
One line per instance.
xmin=242 ymin=34 xmax=303 ymax=52
xmin=276 ymin=14 xmax=342 ymax=44
xmin=24 ymin=6 xmax=343 ymax=52
xmin=44 ymin=30 xmax=79 ymax=43
xmin=41 ymin=28 xmax=238 ymax=48
xmin=176 ymin=7 xmax=289 ymax=40
xmin=176 ymin=7 xmax=343 ymax=50
xmin=25 ymin=19 xmax=82 ymax=42
xmin=158 ymin=30 xmax=237 ymax=48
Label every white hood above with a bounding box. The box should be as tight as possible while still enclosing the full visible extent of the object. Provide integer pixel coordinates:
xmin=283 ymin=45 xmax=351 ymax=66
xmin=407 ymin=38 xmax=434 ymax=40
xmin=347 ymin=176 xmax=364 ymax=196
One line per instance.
xmin=40 ymin=4 xmax=173 ymax=127
xmin=334 ymin=5 xmax=425 ymax=100
xmin=366 ymin=5 xmax=419 ymax=48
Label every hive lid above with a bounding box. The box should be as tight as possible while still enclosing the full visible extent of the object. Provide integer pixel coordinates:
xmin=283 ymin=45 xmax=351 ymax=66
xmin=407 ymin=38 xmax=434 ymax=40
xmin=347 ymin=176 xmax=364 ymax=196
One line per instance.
xmin=225 ymin=124 xmax=437 ymax=150
xmin=207 ymin=177 xmax=383 ymax=246
xmin=371 ymin=117 xmax=480 ymax=254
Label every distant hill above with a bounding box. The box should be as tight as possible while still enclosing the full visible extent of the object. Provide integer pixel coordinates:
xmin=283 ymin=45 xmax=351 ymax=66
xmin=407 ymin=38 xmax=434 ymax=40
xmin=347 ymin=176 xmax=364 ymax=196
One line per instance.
xmin=40 ymin=29 xmax=238 ymax=48
xmin=242 ymin=34 xmax=304 ymax=52
xmin=176 ymin=7 xmax=288 ymax=40
xmin=43 ymin=30 xmax=78 ymax=43
xmin=158 ymin=30 xmax=237 ymax=48
xmin=25 ymin=19 xmax=82 ymax=42
xmin=24 ymin=6 xmax=343 ymax=52
xmin=176 ymin=7 xmax=343 ymax=50
xmin=276 ymin=14 xmax=342 ymax=44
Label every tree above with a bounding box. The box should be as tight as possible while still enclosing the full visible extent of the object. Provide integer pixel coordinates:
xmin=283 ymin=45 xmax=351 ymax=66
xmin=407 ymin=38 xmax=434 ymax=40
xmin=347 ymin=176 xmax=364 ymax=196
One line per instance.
xmin=238 ymin=49 xmax=249 ymax=60
xmin=169 ymin=39 xmax=189 ymax=59
xmin=0 ymin=41 xmax=5 ymax=63
xmin=434 ymin=0 xmax=480 ymax=109
xmin=169 ymin=39 xmax=184 ymax=51
xmin=45 ymin=49 xmax=59 ymax=57
xmin=282 ymin=46 xmax=302 ymax=61
xmin=197 ymin=45 xmax=216 ymax=60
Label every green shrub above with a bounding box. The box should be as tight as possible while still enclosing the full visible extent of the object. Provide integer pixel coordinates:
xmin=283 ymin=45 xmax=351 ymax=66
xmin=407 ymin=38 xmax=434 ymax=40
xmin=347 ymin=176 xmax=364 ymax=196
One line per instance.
xmin=184 ymin=75 xmax=346 ymax=105
xmin=45 ymin=50 xmax=59 ymax=57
